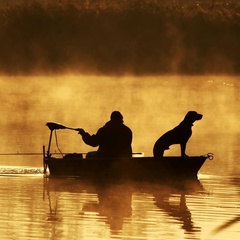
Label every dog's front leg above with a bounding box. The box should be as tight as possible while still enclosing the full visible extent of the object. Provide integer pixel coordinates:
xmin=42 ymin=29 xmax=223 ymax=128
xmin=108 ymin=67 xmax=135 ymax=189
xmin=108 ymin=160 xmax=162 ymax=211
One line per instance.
xmin=180 ymin=142 xmax=188 ymax=157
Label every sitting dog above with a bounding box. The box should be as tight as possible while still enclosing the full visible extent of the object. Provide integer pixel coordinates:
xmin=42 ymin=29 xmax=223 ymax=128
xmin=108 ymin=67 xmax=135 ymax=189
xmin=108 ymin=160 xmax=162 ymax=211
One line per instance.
xmin=153 ymin=111 xmax=203 ymax=158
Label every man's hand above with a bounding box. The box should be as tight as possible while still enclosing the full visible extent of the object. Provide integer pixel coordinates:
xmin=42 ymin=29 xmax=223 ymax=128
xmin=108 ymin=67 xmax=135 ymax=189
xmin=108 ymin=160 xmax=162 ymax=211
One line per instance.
xmin=77 ymin=128 xmax=85 ymax=135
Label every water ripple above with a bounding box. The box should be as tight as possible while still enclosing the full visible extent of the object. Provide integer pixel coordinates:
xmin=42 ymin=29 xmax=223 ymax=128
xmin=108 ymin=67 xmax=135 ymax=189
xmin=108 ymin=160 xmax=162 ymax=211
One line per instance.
xmin=0 ymin=167 xmax=43 ymax=175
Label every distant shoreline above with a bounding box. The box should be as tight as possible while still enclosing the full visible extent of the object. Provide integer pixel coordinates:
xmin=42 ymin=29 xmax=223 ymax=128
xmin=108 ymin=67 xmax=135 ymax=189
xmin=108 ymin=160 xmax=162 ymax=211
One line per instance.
xmin=0 ymin=0 xmax=239 ymax=75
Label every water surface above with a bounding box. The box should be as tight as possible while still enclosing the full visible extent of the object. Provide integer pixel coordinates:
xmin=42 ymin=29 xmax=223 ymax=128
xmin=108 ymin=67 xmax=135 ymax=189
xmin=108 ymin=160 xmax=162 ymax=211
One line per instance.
xmin=0 ymin=174 xmax=239 ymax=240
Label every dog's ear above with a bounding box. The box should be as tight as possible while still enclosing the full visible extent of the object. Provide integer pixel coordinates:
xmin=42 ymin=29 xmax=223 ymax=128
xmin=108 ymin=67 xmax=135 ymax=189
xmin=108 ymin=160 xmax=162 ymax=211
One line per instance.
xmin=187 ymin=111 xmax=197 ymax=116
xmin=185 ymin=111 xmax=196 ymax=119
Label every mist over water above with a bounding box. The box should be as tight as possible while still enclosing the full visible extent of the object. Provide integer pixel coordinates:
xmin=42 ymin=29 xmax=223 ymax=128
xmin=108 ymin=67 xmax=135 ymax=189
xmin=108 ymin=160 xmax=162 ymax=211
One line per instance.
xmin=0 ymin=75 xmax=239 ymax=176
xmin=0 ymin=0 xmax=240 ymax=75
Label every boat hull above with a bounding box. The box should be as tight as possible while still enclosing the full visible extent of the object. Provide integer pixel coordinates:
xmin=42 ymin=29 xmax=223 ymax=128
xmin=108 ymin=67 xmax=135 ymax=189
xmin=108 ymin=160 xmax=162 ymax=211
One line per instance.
xmin=45 ymin=156 xmax=208 ymax=180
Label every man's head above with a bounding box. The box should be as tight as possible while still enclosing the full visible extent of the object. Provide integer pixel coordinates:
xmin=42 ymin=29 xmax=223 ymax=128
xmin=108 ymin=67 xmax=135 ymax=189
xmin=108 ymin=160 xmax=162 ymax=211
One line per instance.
xmin=110 ymin=111 xmax=123 ymax=123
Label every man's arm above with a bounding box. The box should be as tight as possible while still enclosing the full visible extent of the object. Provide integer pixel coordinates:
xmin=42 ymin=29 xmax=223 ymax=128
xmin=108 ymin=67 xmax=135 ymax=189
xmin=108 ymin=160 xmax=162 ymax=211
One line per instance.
xmin=78 ymin=129 xmax=99 ymax=147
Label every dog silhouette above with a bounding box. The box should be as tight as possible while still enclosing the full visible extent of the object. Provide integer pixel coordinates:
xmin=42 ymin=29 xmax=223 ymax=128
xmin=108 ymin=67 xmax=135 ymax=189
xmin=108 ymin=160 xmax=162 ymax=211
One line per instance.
xmin=153 ymin=111 xmax=202 ymax=157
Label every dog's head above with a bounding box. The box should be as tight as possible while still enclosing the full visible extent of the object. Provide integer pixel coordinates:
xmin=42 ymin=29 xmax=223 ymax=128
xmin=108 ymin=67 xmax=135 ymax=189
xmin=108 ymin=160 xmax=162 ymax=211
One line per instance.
xmin=183 ymin=111 xmax=203 ymax=125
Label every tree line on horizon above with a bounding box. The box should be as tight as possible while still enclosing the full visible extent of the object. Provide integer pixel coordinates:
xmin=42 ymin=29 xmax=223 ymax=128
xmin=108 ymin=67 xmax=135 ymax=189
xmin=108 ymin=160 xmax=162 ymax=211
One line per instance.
xmin=0 ymin=0 xmax=239 ymax=75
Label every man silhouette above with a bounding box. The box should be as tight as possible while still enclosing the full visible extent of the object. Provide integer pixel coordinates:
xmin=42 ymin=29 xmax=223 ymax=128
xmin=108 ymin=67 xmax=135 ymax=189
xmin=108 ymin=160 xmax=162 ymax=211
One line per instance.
xmin=78 ymin=111 xmax=132 ymax=158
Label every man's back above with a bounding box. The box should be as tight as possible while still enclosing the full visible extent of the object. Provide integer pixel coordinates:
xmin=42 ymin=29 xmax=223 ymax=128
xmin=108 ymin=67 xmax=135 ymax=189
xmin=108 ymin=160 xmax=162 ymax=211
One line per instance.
xmin=97 ymin=120 xmax=132 ymax=158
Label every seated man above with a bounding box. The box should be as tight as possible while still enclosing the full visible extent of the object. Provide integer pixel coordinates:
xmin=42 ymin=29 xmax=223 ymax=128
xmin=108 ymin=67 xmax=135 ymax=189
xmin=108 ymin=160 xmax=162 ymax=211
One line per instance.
xmin=78 ymin=111 xmax=132 ymax=158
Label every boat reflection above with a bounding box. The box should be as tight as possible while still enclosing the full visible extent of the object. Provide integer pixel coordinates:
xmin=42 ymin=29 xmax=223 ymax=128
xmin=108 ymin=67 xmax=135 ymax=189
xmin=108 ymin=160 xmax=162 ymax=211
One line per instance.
xmin=44 ymin=177 xmax=134 ymax=235
xmin=44 ymin=177 xmax=205 ymax=237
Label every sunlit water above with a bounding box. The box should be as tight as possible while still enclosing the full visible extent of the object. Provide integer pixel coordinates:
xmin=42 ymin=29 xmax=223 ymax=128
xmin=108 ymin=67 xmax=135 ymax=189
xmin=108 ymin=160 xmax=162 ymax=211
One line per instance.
xmin=0 ymin=76 xmax=239 ymax=239
xmin=0 ymin=175 xmax=239 ymax=240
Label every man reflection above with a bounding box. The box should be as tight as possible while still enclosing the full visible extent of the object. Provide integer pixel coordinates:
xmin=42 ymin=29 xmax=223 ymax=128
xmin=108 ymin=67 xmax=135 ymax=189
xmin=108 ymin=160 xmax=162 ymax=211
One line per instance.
xmin=78 ymin=111 xmax=132 ymax=158
xmin=82 ymin=184 xmax=132 ymax=234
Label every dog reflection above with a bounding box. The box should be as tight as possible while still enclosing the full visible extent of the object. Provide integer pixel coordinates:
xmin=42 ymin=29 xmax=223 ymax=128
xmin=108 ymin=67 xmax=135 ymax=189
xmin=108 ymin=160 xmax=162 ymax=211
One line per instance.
xmin=154 ymin=192 xmax=200 ymax=233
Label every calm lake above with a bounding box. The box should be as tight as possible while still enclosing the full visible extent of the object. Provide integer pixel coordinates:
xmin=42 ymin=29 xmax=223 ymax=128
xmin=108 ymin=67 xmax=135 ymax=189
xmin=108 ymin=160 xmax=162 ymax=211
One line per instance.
xmin=0 ymin=76 xmax=239 ymax=240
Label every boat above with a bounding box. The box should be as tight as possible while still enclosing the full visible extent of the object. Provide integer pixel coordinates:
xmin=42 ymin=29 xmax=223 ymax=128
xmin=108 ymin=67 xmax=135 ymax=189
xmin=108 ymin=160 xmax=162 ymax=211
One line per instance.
xmin=43 ymin=122 xmax=213 ymax=180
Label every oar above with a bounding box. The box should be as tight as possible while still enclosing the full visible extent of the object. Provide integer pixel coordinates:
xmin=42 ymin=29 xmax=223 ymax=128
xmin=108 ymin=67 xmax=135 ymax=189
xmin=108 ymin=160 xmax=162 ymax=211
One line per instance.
xmin=46 ymin=122 xmax=79 ymax=131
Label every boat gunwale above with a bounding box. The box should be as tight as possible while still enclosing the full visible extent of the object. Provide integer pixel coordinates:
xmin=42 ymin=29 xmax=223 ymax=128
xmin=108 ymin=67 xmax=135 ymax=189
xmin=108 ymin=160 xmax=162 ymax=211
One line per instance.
xmin=44 ymin=154 xmax=211 ymax=179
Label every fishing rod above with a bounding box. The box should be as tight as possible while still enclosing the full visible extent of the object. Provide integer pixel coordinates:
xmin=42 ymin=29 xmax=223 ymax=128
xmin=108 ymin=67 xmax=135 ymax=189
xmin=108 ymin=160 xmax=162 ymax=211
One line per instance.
xmin=0 ymin=152 xmax=79 ymax=156
xmin=0 ymin=152 xmax=144 ymax=156
xmin=0 ymin=153 xmax=43 ymax=156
